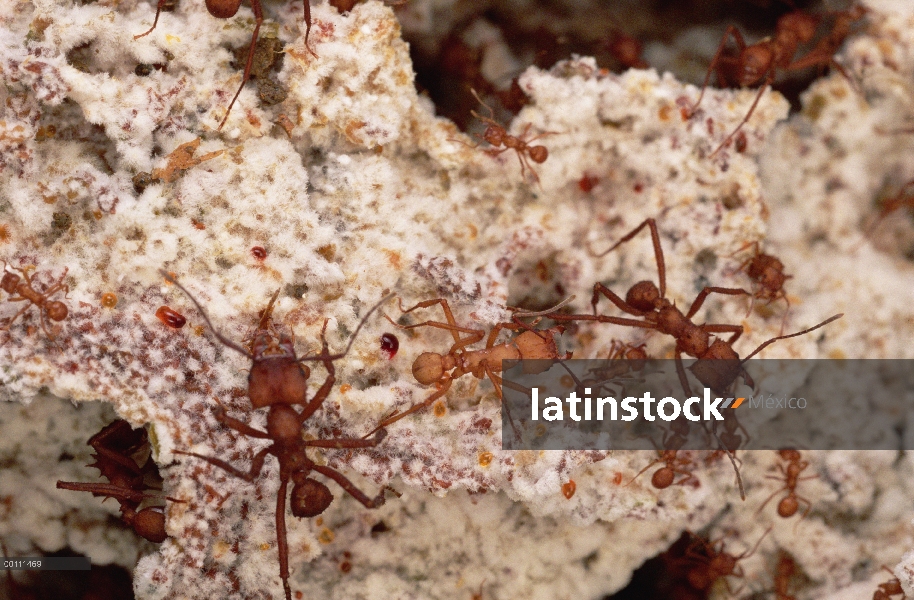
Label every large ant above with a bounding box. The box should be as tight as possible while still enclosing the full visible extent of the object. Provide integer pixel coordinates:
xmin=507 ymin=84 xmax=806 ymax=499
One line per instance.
xmin=543 ymin=218 xmax=842 ymax=496
xmin=731 ymin=241 xmax=792 ymax=334
xmin=56 ymin=419 xmax=178 ymax=543
xmin=681 ymin=527 xmax=770 ymax=594
xmin=135 ymin=0 xmax=317 ymax=130
xmin=166 ymin=276 xmax=392 ymax=600
xmin=689 ymin=6 xmax=866 ymax=157
xmin=371 ymin=297 xmax=567 ymax=432
xmin=756 ymin=448 xmax=816 ymax=520
xmin=874 ymin=566 xmax=908 ymax=600
xmin=464 ymin=89 xmax=555 ymax=185
xmin=0 ymin=262 xmax=69 ymax=344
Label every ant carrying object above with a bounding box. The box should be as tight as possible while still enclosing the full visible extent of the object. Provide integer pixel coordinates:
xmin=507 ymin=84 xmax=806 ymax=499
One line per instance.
xmin=165 ymin=275 xmax=392 ymax=600
xmin=56 ymin=419 xmax=180 ymax=543
xmin=369 ymin=296 xmax=568 ymax=433
xmin=756 ymin=448 xmax=816 ymax=520
xmin=135 ymin=0 xmax=317 ymax=130
xmin=462 ymin=89 xmax=556 ymax=185
xmin=689 ymin=5 xmax=867 ymax=157
xmin=0 ymin=262 xmax=69 ymax=345
xmin=730 ymin=241 xmax=792 ymax=334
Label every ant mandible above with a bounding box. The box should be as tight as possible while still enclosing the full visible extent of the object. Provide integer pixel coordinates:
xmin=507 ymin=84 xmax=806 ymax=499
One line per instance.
xmin=465 ymin=89 xmax=556 ymax=186
xmin=756 ymin=448 xmax=816 ymax=520
xmin=689 ymin=6 xmax=866 ymax=157
xmin=370 ymin=296 xmax=568 ymax=433
xmin=56 ymin=419 xmax=179 ymax=543
xmin=165 ymin=275 xmax=392 ymax=600
xmin=731 ymin=241 xmax=792 ymax=334
xmin=134 ymin=0 xmax=317 ymax=130
xmin=1 ymin=262 xmax=69 ymax=345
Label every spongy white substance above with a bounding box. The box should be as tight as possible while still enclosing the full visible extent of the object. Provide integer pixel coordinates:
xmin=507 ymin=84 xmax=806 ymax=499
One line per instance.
xmin=0 ymin=0 xmax=911 ymax=599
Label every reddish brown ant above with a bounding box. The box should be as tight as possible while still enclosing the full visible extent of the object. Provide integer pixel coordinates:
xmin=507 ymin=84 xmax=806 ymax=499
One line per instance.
xmin=772 ymin=551 xmax=798 ymax=600
xmin=370 ymin=297 xmax=567 ymax=432
xmin=627 ymin=423 xmax=697 ymax=490
xmin=689 ymin=6 xmax=866 ymax=157
xmin=681 ymin=527 xmax=771 ymax=594
xmin=731 ymin=241 xmax=792 ymax=334
xmin=464 ymin=89 xmax=555 ymax=186
xmin=874 ymin=566 xmax=907 ymax=600
xmin=56 ymin=420 xmax=179 ymax=544
xmin=544 ymin=218 xmax=842 ymax=497
xmin=165 ymin=275 xmax=392 ymax=600
xmin=756 ymin=448 xmax=816 ymax=520
xmin=0 ymin=262 xmax=69 ymax=344
xmin=134 ymin=0 xmax=317 ymax=130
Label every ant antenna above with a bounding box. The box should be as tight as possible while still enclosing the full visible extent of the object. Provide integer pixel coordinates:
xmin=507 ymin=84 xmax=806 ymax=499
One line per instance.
xmin=740 ymin=314 xmax=843 ymax=363
xmin=298 ymin=294 xmax=396 ymax=363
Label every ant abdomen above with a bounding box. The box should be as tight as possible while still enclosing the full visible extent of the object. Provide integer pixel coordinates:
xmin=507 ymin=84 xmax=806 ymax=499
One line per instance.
xmin=290 ymin=477 xmax=334 ymax=518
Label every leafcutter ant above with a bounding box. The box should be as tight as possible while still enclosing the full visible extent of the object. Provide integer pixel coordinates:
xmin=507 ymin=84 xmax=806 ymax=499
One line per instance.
xmin=165 ymin=274 xmax=392 ymax=600
xmin=0 ymin=262 xmax=69 ymax=345
xmin=689 ymin=6 xmax=866 ymax=157
xmin=56 ymin=419 xmax=179 ymax=543
xmin=756 ymin=448 xmax=816 ymax=520
xmin=371 ymin=297 xmax=567 ymax=432
xmin=681 ymin=527 xmax=771 ymax=594
xmin=731 ymin=241 xmax=792 ymax=334
xmin=542 ymin=218 xmax=842 ymax=498
xmin=874 ymin=566 xmax=907 ymax=600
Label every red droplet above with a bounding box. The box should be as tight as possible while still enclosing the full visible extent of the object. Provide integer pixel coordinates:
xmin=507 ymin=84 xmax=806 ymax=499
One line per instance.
xmin=251 ymin=246 xmax=267 ymax=260
xmin=155 ymin=306 xmax=186 ymax=329
xmin=380 ymin=333 xmax=399 ymax=359
xmin=578 ymin=174 xmax=598 ymax=193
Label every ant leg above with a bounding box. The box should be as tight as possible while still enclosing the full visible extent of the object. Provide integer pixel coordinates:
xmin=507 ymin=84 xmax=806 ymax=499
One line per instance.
xmin=219 ymin=0 xmax=264 ymax=130
xmin=275 ymin=477 xmax=292 ymax=600
xmin=303 ymin=0 xmax=316 ymax=58
xmin=312 ymin=464 xmax=387 ymax=508
xmin=213 ymin=406 xmax=272 ymax=439
xmin=394 ymin=297 xmax=470 ymax=348
xmin=134 ymin=0 xmax=169 ymax=39
xmin=685 ymin=287 xmax=751 ymax=320
xmin=755 ymin=485 xmax=789 ymax=515
xmin=305 ymin=428 xmax=387 ymax=449
xmin=741 ymin=314 xmax=843 ymax=361
xmin=702 ymin=323 xmax=744 ymax=345
xmin=373 ymin=377 xmax=453 ymax=431
xmin=674 ymin=350 xmax=693 ymax=397
xmin=624 ymin=456 xmax=661 ymax=487
xmin=709 ymin=81 xmax=772 ymax=158
xmin=591 ymin=283 xmax=649 ymax=317
xmin=174 ymin=446 xmax=271 ymax=482
xmin=163 ymin=272 xmax=253 ymax=359
xmin=599 ymin=218 xmax=666 ymax=299
xmin=691 ymin=25 xmax=747 ymax=115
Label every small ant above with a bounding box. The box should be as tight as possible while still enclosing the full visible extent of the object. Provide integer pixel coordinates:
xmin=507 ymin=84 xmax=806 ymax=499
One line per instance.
xmin=371 ymin=297 xmax=567 ymax=432
xmin=134 ymin=0 xmax=317 ymax=130
xmin=866 ymin=179 xmax=914 ymax=238
xmin=166 ymin=275 xmax=392 ymax=600
xmin=682 ymin=527 xmax=771 ymax=594
xmin=731 ymin=241 xmax=792 ymax=334
xmin=0 ymin=262 xmax=69 ymax=344
xmin=874 ymin=566 xmax=907 ymax=600
xmin=756 ymin=449 xmax=816 ymax=520
xmin=627 ymin=423 xmax=697 ymax=490
xmin=56 ymin=419 xmax=179 ymax=543
xmin=689 ymin=6 xmax=866 ymax=157
xmin=464 ymin=89 xmax=555 ymax=185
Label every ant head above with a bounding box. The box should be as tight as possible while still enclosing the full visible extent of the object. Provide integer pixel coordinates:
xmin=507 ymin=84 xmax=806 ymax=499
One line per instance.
xmin=134 ymin=507 xmax=167 ymax=543
xmin=779 ymin=11 xmax=819 ymax=44
xmin=412 ymin=352 xmax=446 ymax=385
xmin=711 ymin=552 xmax=737 ymax=575
xmin=251 ymin=331 xmax=297 ymax=361
xmin=626 ymin=281 xmax=660 ymax=312
xmin=290 ymin=476 xmax=334 ymax=518
xmin=528 ymin=146 xmax=548 ymax=164
xmin=47 ymin=301 xmax=68 ymax=321
xmin=779 ymin=448 xmax=801 ymax=462
xmin=0 ymin=272 xmax=19 ymax=294
xmin=651 ymin=467 xmax=674 ymax=489
xmin=739 ymin=45 xmax=774 ymax=85
xmin=205 ymin=0 xmax=241 ymax=19
xmin=483 ymin=125 xmax=505 ymax=147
